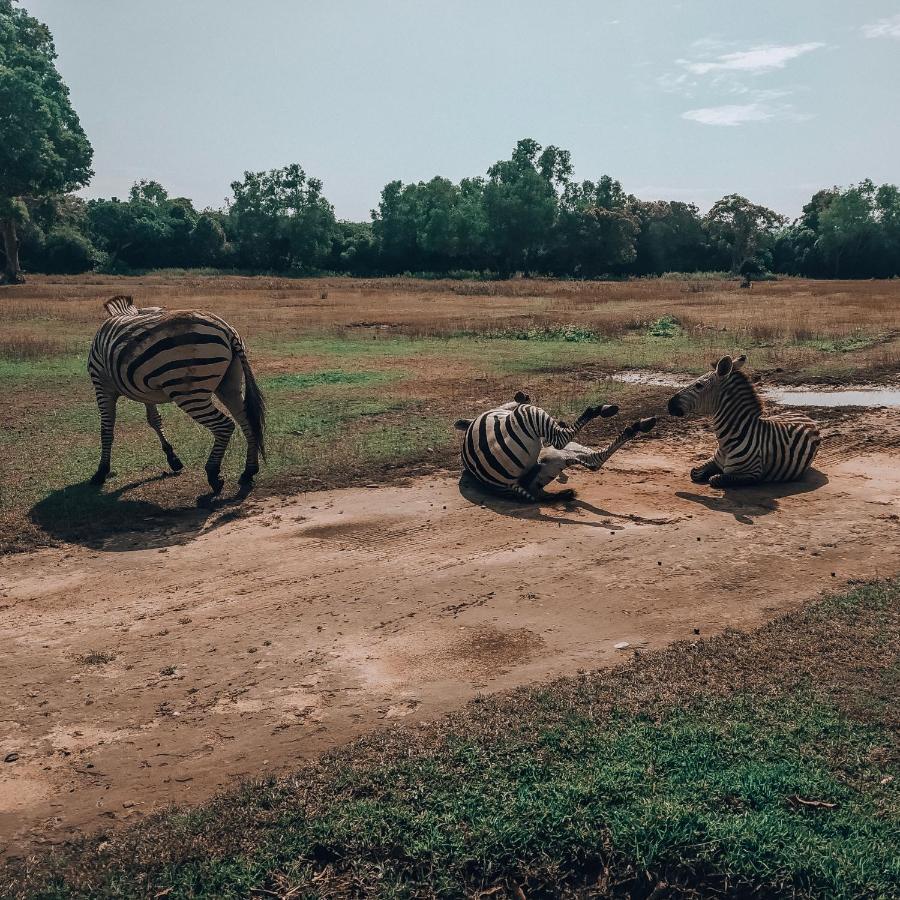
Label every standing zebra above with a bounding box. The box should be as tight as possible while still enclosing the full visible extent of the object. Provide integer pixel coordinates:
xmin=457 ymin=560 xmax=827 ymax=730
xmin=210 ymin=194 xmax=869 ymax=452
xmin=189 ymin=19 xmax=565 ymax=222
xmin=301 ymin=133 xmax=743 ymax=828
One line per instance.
xmin=88 ymin=296 xmax=266 ymax=494
xmin=455 ymin=392 xmax=656 ymax=502
xmin=667 ymin=354 xmax=821 ymax=488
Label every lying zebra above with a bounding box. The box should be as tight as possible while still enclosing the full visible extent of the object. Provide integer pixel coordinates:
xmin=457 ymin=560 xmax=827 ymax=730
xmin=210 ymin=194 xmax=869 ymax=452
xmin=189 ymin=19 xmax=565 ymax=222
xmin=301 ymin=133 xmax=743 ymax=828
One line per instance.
xmin=88 ymin=296 xmax=266 ymax=493
xmin=455 ymin=392 xmax=656 ymax=502
xmin=667 ymin=354 xmax=821 ymax=488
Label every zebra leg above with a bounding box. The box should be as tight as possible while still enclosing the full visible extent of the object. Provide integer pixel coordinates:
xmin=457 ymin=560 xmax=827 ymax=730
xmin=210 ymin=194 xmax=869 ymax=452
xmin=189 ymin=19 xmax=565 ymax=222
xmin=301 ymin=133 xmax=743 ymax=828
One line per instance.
xmin=172 ymin=393 xmax=235 ymax=494
xmin=145 ymin=404 xmax=184 ymax=474
xmin=690 ymin=457 xmax=722 ymax=484
xmin=215 ymin=358 xmax=259 ymax=485
xmin=576 ymin=418 xmax=657 ymax=471
xmin=519 ymin=462 xmax=575 ymax=503
xmin=90 ymin=386 xmax=119 ymax=485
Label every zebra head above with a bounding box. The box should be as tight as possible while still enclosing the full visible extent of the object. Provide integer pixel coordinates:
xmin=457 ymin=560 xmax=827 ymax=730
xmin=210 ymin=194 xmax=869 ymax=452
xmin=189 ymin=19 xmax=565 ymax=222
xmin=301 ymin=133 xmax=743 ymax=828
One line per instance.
xmin=667 ymin=354 xmax=747 ymax=417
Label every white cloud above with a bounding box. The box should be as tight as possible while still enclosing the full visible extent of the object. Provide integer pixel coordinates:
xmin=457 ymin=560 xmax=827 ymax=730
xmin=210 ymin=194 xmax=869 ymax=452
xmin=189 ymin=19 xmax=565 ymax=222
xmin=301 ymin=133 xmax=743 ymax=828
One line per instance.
xmin=679 ymin=42 xmax=825 ymax=75
xmin=862 ymin=14 xmax=900 ymax=38
xmin=682 ymin=101 xmax=811 ymax=127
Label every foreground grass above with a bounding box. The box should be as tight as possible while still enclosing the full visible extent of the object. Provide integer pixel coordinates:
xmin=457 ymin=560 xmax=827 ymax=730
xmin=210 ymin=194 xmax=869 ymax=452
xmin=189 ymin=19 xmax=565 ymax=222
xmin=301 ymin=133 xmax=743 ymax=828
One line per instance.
xmin=8 ymin=579 xmax=899 ymax=899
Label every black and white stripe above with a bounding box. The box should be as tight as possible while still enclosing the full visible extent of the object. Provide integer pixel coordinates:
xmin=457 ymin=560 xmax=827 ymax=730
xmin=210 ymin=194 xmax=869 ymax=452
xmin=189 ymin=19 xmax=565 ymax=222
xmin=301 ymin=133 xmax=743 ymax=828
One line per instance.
xmin=667 ymin=354 xmax=821 ymax=487
xmin=455 ymin=393 xmax=655 ymax=502
xmin=88 ymin=295 xmax=266 ymax=494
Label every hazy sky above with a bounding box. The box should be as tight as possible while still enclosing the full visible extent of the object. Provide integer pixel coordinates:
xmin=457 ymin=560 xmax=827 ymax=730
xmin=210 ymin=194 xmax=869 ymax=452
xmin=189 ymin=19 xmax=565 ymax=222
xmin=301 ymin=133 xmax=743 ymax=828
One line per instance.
xmin=24 ymin=1 xmax=900 ymax=220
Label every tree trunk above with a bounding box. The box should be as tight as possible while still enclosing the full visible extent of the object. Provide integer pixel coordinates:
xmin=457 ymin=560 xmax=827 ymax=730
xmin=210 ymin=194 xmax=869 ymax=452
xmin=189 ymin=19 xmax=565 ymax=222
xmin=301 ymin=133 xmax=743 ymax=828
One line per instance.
xmin=1 ymin=218 xmax=24 ymax=284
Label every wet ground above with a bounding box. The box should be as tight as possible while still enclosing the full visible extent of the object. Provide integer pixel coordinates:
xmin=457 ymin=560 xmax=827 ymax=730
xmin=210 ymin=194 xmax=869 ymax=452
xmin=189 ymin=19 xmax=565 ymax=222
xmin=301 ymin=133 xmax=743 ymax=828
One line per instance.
xmin=611 ymin=371 xmax=900 ymax=408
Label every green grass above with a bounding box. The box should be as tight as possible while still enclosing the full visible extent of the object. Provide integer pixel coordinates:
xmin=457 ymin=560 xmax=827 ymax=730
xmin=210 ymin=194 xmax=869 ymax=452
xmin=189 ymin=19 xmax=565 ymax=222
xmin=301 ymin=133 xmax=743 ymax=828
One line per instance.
xmin=9 ymin=579 xmax=899 ymax=899
xmin=262 ymin=370 xmax=397 ymax=390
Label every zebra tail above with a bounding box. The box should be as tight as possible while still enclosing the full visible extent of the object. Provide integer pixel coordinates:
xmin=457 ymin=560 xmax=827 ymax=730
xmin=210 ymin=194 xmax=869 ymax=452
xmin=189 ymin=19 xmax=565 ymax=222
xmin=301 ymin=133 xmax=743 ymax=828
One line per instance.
xmin=235 ymin=342 xmax=267 ymax=461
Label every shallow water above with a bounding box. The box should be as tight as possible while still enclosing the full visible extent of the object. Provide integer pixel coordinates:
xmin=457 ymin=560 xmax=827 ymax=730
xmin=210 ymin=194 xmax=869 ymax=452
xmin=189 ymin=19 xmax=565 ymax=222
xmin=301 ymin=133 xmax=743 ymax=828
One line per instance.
xmin=765 ymin=387 xmax=900 ymax=408
xmin=610 ymin=371 xmax=900 ymax=408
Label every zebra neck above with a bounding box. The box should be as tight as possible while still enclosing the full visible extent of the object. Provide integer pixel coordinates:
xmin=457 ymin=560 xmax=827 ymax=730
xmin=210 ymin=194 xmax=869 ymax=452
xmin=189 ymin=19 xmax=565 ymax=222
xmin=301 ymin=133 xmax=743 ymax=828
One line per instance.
xmin=712 ymin=376 xmax=762 ymax=440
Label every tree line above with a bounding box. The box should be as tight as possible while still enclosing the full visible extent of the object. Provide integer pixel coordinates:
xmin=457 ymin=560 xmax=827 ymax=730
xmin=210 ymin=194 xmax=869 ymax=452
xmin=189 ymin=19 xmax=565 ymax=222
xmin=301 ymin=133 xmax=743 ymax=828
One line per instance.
xmin=3 ymin=0 xmax=900 ymax=283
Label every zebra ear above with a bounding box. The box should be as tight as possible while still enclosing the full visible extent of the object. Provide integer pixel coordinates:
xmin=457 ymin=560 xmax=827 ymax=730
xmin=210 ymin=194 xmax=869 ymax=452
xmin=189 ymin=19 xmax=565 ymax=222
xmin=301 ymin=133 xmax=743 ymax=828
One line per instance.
xmin=732 ymin=354 xmax=748 ymax=370
xmin=715 ymin=356 xmax=733 ymax=377
xmin=104 ymin=295 xmax=138 ymax=318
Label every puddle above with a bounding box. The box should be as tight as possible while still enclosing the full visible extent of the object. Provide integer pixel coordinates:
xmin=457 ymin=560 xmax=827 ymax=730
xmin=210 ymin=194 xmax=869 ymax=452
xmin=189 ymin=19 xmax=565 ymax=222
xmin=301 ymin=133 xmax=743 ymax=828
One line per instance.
xmin=610 ymin=371 xmax=900 ymax=408
xmin=765 ymin=387 xmax=900 ymax=408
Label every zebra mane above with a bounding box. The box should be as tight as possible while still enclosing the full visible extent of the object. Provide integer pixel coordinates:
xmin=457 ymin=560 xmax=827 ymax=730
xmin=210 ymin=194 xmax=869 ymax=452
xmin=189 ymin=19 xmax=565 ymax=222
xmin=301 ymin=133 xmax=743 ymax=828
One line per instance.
xmin=727 ymin=368 xmax=763 ymax=415
xmin=104 ymin=295 xmax=139 ymax=318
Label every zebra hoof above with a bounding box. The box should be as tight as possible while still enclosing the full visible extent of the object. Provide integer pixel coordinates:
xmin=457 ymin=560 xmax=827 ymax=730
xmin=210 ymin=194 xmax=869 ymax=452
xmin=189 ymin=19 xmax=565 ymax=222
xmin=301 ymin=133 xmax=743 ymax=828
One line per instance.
xmin=168 ymin=455 xmax=184 ymax=473
xmin=708 ymin=474 xmax=725 ymax=488
xmin=205 ymin=470 xmax=224 ymax=494
xmin=238 ymin=470 xmax=257 ymax=486
xmin=600 ymin=404 xmax=619 ymax=418
xmin=690 ymin=467 xmax=711 ymax=484
xmin=513 ymin=391 xmax=530 ymax=404
xmin=89 ymin=470 xmax=108 ymax=486
xmin=636 ymin=416 xmax=657 ymax=433
xmin=554 ymin=489 xmax=576 ymax=502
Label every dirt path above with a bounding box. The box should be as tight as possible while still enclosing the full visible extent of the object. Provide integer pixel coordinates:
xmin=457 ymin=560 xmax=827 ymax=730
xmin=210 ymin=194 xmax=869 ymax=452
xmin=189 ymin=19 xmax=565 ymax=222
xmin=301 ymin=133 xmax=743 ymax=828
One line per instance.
xmin=1 ymin=427 xmax=899 ymax=857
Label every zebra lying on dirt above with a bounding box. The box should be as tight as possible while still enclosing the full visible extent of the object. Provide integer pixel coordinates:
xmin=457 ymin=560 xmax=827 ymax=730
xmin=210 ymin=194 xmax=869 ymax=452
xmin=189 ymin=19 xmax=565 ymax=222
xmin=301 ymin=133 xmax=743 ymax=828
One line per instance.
xmin=88 ymin=296 xmax=266 ymax=494
xmin=667 ymin=354 xmax=821 ymax=488
xmin=455 ymin=392 xmax=657 ymax=502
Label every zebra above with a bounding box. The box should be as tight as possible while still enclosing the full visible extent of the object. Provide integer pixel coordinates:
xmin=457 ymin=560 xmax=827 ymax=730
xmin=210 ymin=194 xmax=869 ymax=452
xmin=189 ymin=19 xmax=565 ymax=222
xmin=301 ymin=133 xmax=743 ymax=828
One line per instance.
xmin=666 ymin=354 xmax=821 ymax=488
xmin=88 ymin=295 xmax=266 ymax=494
xmin=454 ymin=392 xmax=656 ymax=502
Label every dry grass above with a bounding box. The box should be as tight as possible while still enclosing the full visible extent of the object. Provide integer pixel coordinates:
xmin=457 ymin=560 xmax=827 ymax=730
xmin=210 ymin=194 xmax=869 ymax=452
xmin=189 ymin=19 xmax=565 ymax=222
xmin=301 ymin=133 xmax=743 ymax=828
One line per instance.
xmin=1 ymin=274 xmax=897 ymax=554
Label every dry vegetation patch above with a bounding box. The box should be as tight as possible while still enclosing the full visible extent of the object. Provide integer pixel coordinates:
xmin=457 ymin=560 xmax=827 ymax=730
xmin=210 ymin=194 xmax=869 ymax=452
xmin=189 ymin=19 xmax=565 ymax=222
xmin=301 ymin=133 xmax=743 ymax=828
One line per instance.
xmin=1 ymin=275 xmax=898 ymax=554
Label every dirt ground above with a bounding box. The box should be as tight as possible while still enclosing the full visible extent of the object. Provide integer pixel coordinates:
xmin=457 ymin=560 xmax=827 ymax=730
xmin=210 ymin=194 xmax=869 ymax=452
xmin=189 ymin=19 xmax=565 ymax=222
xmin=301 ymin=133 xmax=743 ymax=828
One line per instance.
xmin=1 ymin=409 xmax=898 ymax=859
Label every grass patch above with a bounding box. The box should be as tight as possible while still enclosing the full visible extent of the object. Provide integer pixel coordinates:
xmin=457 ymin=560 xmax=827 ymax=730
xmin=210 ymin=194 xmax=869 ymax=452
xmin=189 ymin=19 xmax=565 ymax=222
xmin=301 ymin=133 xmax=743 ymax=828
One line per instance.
xmin=647 ymin=315 xmax=681 ymax=338
xmin=263 ymin=370 xmax=397 ymax=390
xmin=8 ymin=578 xmax=899 ymax=899
xmin=798 ymin=333 xmax=884 ymax=354
xmin=457 ymin=325 xmax=605 ymax=343
xmin=74 ymin=650 xmax=116 ymax=666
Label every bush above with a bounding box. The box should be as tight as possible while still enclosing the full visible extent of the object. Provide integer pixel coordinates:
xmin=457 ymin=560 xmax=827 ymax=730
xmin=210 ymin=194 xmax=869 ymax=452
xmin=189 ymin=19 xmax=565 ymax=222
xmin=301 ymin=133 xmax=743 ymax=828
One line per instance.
xmin=41 ymin=226 xmax=100 ymax=273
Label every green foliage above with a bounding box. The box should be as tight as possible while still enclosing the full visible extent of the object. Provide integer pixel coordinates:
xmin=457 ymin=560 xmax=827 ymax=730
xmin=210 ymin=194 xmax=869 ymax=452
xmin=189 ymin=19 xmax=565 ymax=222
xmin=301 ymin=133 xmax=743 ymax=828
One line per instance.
xmin=705 ymin=194 xmax=785 ymax=273
xmin=0 ymin=0 xmax=93 ymax=280
xmin=648 ymin=314 xmax=680 ymax=337
xmin=228 ymin=164 xmax=336 ymax=271
xmin=40 ymin=225 xmax=99 ymax=273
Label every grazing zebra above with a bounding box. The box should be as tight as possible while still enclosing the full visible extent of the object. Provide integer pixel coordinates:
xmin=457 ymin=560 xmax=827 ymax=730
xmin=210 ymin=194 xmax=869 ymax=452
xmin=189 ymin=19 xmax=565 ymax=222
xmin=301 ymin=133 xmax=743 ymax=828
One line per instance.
xmin=667 ymin=354 xmax=821 ymax=488
xmin=454 ymin=392 xmax=656 ymax=502
xmin=88 ymin=296 xmax=266 ymax=494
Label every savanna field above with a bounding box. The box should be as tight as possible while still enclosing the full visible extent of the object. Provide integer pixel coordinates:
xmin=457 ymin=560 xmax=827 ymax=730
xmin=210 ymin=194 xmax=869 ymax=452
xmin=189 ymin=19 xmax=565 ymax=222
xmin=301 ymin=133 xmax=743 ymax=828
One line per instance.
xmin=1 ymin=275 xmax=899 ymax=898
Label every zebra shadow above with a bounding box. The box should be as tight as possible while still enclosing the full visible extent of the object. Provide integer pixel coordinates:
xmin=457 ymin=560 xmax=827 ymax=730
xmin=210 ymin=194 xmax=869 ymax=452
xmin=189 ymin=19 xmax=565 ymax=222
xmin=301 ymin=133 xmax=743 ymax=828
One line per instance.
xmin=28 ymin=474 xmax=252 ymax=552
xmin=457 ymin=473 xmax=627 ymax=529
xmin=674 ymin=468 xmax=830 ymax=525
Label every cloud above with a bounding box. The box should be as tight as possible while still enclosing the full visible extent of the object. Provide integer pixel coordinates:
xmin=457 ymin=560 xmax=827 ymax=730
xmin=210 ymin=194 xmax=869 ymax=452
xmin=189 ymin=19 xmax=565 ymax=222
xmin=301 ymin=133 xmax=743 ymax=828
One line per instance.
xmin=862 ymin=14 xmax=900 ymax=38
xmin=682 ymin=101 xmax=811 ymax=127
xmin=678 ymin=42 xmax=825 ymax=76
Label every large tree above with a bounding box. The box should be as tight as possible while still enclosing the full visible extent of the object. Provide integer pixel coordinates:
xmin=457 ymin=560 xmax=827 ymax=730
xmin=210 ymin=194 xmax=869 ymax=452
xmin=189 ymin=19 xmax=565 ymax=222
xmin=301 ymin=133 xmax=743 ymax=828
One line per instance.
xmin=0 ymin=0 xmax=93 ymax=282
xmin=482 ymin=139 xmax=571 ymax=275
xmin=228 ymin=164 xmax=336 ymax=271
xmin=705 ymin=194 xmax=784 ymax=273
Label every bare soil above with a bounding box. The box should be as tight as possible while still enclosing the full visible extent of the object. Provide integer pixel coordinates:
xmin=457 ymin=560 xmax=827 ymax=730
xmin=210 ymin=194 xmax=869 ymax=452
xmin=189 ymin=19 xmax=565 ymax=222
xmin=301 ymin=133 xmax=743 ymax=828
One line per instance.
xmin=1 ymin=411 xmax=898 ymax=859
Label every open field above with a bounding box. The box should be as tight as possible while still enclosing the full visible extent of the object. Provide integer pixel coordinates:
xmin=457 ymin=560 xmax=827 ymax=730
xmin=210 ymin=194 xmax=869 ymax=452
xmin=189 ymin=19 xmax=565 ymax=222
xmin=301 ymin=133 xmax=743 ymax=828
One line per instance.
xmin=1 ymin=274 xmax=898 ymax=554
xmin=1 ymin=275 xmax=899 ymax=894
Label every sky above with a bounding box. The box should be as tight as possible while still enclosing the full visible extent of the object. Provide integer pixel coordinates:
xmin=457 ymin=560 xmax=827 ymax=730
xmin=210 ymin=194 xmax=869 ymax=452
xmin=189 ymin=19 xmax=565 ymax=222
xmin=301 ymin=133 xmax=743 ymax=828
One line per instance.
xmin=23 ymin=0 xmax=900 ymax=221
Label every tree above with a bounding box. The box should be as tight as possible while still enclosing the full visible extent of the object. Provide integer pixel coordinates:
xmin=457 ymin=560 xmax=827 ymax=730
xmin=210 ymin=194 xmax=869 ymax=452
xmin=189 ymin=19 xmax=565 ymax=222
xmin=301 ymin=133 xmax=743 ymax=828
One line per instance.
xmin=705 ymin=195 xmax=784 ymax=273
xmin=228 ymin=164 xmax=336 ymax=271
xmin=0 ymin=0 xmax=93 ymax=282
xmin=631 ymin=200 xmax=709 ymax=275
xmin=552 ymin=176 xmax=639 ymax=276
xmin=482 ymin=139 xmax=571 ymax=275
